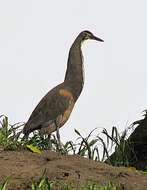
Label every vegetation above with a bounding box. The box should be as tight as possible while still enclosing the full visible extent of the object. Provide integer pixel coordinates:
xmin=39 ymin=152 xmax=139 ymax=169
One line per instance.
xmin=29 ymin=177 xmax=118 ymax=190
xmin=0 ymin=114 xmax=138 ymax=165
xmin=0 ymin=114 xmax=146 ymax=189
xmin=0 ymin=170 xmax=118 ymax=190
xmin=0 ymin=177 xmax=9 ymax=190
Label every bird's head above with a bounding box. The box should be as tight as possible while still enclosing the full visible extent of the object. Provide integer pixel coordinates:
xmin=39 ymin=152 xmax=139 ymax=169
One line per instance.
xmin=80 ymin=30 xmax=104 ymax=45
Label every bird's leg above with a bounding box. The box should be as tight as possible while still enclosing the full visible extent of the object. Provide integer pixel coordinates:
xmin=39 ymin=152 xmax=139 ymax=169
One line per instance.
xmin=55 ymin=120 xmax=62 ymax=150
xmin=47 ymin=134 xmax=52 ymax=150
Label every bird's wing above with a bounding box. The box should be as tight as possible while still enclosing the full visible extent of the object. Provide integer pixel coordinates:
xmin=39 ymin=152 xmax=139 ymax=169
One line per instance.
xmin=23 ymin=86 xmax=74 ymax=135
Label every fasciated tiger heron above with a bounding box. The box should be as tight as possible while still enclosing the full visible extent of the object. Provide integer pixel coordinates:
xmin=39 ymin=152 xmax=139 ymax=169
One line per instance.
xmin=23 ymin=30 xmax=104 ymax=146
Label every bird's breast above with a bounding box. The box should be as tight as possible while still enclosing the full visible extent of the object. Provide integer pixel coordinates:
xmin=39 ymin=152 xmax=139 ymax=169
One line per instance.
xmin=59 ymin=89 xmax=75 ymax=127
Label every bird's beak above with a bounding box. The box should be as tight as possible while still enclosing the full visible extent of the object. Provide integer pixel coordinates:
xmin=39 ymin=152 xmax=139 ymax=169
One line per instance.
xmin=91 ymin=35 xmax=104 ymax=42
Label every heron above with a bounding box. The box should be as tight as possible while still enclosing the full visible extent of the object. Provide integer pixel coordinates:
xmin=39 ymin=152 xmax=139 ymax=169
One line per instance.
xmin=23 ymin=30 xmax=104 ymax=147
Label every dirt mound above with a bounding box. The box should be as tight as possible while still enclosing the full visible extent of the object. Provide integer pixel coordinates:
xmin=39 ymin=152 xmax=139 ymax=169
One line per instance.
xmin=0 ymin=150 xmax=147 ymax=190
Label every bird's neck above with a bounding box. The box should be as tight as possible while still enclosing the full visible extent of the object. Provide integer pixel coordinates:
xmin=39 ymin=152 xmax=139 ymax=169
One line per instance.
xmin=64 ymin=41 xmax=84 ymax=102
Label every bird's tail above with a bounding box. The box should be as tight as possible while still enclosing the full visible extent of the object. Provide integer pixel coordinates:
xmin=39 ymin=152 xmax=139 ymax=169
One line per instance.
xmin=23 ymin=124 xmax=30 ymax=136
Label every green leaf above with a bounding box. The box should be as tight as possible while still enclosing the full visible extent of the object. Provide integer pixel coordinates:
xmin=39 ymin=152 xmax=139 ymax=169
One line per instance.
xmin=74 ymin=129 xmax=82 ymax=137
xmin=0 ymin=177 xmax=9 ymax=190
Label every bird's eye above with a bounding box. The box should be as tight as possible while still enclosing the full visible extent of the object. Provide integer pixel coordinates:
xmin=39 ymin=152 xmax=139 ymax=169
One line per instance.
xmin=85 ymin=33 xmax=91 ymax=39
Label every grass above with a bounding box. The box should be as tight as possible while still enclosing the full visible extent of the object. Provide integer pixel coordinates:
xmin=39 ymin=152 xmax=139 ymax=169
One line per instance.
xmin=0 ymin=115 xmax=24 ymax=150
xmin=0 ymin=114 xmax=139 ymax=165
xmin=0 ymin=114 xmax=145 ymax=189
xmin=0 ymin=177 xmax=9 ymax=190
xmin=1 ymin=171 xmax=118 ymax=190
xmin=102 ymin=126 xmax=137 ymax=167
xmin=29 ymin=178 xmax=118 ymax=190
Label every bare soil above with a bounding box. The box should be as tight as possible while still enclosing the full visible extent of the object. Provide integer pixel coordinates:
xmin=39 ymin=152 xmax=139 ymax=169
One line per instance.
xmin=0 ymin=150 xmax=147 ymax=190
